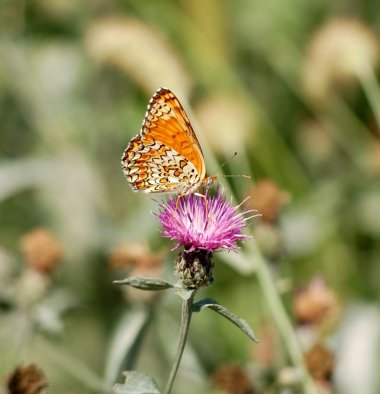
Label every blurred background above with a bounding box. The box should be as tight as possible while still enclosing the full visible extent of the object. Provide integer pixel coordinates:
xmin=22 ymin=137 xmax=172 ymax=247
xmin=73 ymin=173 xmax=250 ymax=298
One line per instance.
xmin=1 ymin=1 xmax=380 ymax=393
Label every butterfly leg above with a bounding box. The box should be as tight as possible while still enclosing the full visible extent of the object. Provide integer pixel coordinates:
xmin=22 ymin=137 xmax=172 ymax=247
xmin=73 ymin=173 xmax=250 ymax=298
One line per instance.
xmin=193 ymin=192 xmax=209 ymax=215
xmin=175 ymin=194 xmax=185 ymax=211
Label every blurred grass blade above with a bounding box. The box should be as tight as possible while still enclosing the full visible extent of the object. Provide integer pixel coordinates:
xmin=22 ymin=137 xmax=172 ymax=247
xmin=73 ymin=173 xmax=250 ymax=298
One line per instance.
xmin=104 ymin=309 xmax=153 ymax=386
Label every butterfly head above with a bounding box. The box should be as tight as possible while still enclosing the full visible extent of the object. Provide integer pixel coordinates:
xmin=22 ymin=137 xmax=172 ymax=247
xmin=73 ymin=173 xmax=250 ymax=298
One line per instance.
xmin=204 ymin=175 xmax=217 ymax=187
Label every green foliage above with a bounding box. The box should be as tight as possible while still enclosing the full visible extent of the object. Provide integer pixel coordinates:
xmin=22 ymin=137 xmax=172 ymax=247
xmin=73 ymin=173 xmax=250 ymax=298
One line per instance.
xmin=1 ymin=1 xmax=380 ymax=393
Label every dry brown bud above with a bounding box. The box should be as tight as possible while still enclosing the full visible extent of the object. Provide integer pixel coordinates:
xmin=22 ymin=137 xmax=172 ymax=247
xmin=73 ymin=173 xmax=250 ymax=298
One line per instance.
xmin=212 ymin=364 xmax=254 ymax=394
xmin=109 ymin=241 xmax=164 ymax=306
xmin=247 ymin=180 xmax=289 ymax=224
xmin=304 ymin=343 xmax=335 ymax=383
xmin=293 ymin=277 xmax=339 ymax=326
xmin=7 ymin=364 xmax=47 ymax=394
xmin=20 ymin=229 xmax=62 ymax=273
xmin=108 ymin=241 xmax=162 ymax=270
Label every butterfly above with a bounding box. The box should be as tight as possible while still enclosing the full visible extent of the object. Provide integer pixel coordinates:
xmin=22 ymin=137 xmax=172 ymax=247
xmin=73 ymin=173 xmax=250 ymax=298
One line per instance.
xmin=121 ymin=87 xmax=214 ymax=194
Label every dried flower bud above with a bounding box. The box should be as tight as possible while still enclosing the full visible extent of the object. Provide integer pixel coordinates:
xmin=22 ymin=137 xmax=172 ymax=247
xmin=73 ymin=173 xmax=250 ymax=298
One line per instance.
xmin=7 ymin=364 xmax=47 ymax=394
xmin=108 ymin=241 xmax=161 ymax=270
xmin=304 ymin=343 xmax=335 ymax=384
xmin=247 ymin=180 xmax=289 ymax=224
xmin=20 ymin=229 xmax=62 ymax=273
xmin=293 ymin=277 xmax=339 ymax=326
xmin=110 ymin=241 xmax=164 ymax=306
xmin=212 ymin=364 xmax=254 ymax=394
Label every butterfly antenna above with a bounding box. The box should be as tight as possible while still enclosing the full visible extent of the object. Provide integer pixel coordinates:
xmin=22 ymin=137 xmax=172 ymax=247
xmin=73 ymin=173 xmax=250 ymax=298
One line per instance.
xmin=217 ymin=152 xmax=238 ymax=172
xmin=220 ymin=174 xmax=251 ymax=179
xmin=211 ymin=152 xmax=251 ymax=180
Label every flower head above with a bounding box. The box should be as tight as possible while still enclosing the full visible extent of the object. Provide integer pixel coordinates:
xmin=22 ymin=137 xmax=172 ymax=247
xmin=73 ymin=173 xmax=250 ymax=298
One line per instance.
xmin=158 ymin=189 xmax=251 ymax=253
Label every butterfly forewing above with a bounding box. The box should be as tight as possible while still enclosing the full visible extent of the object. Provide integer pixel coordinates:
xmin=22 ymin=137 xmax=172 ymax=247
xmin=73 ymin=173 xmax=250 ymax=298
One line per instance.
xmin=121 ymin=88 xmax=206 ymax=193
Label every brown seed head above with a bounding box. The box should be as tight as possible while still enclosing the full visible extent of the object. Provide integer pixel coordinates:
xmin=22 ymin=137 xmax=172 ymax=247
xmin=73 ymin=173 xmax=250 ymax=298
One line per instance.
xmin=7 ymin=364 xmax=47 ymax=394
xmin=108 ymin=241 xmax=162 ymax=271
xmin=304 ymin=343 xmax=335 ymax=383
xmin=293 ymin=277 xmax=339 ymax=326
xmin=212 ymin=364 xmax=254 ymax=394
xmin=20 ymin=229 xmax=63 ymax=273
xmin=247 ymin=180 xmax=290 ymax=224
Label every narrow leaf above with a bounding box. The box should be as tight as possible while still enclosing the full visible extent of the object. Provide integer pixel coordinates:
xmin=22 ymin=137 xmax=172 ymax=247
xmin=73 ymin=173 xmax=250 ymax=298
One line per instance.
xmin=104 ymin=309 xmax=153 ymax=386
xmin=192 ymin=298 xmax=259 ymax=343
xmin=113 ymin=277 xmax=173 ymax=291
xmin=113 ymin=371 xmax=161 ymax=394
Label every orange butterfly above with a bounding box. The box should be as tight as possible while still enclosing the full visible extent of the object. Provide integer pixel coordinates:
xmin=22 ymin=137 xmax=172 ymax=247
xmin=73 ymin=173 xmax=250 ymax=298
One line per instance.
xmin=121 ymin=88 xmax=214 ymax=194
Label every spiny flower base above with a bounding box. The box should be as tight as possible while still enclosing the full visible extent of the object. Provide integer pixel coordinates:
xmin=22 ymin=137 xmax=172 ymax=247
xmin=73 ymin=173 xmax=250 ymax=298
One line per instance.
xmin=175 ymin=249 xmax=214 ymax=289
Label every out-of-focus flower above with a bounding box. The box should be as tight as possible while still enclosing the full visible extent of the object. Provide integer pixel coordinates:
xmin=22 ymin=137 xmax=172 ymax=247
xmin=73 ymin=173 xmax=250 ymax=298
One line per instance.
xmin=302 ymin=18 xmax=380 ymax=103
xmin=195 ymin=94 xmax=254 ymax=156
xmin=304 ymin=343 xmax=335 ymax=384
xmin=85 ymin=17 xmax=192 ymax=96
xmin=212 ymin=364 xmax=254 ymax=394
xmin=254 ymin=223 xmax=284 ymax=260
xmin=108 ymin=241 xmax=161 ymax=270
xmin=158 ymin=189 xmax=253 ymax=287
xmin=246 ymin=180 xmax=289 ymax=224
xmin=109 ymin=241 xmax=164 ymax=306
xmin=251 ymin=324 xmax=276 ymax=369
xmin=293 ymin=277 xmax=340 ymax=326
xmin=15 ymin=268 xmax=51 ymax=308
xmin=7 ymin=364 xmax=47 ymax=394
xmin=20 ymin=229 xmax=63 ymax=274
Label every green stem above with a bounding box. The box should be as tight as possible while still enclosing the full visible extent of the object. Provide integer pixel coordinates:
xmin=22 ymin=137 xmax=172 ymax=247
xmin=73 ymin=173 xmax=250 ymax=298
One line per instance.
xmin=357 ymin=65 xmax=380 ymax=134
xmin=164 ymin=290 xmax=195 ymax=394
xmin=252 ymin=248 xmax=318 ymax=394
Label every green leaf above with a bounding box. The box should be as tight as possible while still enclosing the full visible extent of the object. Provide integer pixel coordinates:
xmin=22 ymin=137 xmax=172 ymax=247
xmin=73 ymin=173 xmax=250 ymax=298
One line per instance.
xmin=113 ymin=277 xmax=173 ymax=291
xmin=113 ymin=371 xmax=161 ymax=394
xmin=192 ymin=298 xmax=259 ymax=343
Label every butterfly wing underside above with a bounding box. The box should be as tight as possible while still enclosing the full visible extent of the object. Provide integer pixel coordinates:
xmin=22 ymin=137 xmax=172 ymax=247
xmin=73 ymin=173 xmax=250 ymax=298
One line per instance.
xmin=121 ymin=88 xmax=206 ymax=193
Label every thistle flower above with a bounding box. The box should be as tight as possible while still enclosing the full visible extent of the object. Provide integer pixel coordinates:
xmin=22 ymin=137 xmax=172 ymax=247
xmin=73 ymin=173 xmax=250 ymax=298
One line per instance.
xmin=159 ymin=189 xmax=251 ymax=252
xmin=158 ymin=189 xmax=253 ymax=288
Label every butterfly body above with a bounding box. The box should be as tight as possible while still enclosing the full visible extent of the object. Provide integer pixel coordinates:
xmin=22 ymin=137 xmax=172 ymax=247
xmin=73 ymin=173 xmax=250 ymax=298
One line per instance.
xmin=121 ymin=88 xmax=209 ymax=194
